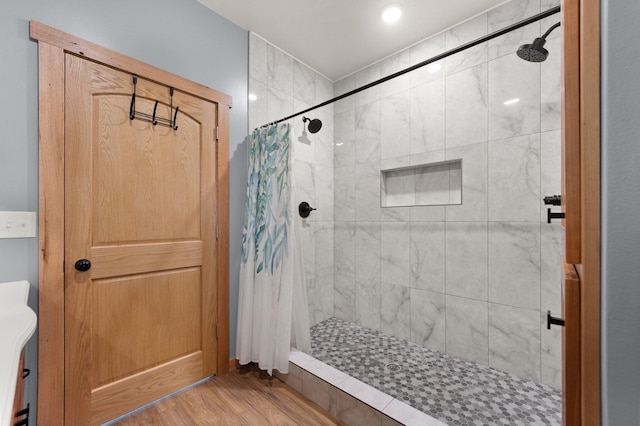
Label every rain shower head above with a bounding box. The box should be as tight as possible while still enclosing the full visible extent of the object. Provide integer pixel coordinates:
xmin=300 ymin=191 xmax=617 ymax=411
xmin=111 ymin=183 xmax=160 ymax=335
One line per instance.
xmin=517 ymin=37 xmax=549 ymax=62
xmin=516 ymin=22 xmax=560 ymax=62
xmin=302 ymin=116 xmax=323 ymax=134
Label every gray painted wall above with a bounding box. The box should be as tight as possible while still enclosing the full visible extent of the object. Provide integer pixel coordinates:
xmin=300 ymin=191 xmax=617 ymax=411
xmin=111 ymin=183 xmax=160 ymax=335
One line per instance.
xmin=601 ymin=0 xmax=640 ymax=424
xmin=0 ymin=0 xmax=248 ymax=420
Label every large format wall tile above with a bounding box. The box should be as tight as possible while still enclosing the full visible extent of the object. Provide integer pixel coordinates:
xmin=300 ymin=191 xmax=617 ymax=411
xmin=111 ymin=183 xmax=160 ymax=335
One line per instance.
xmin=445 ymin=64 xmax=488 ymax=149
xmin=446 ymin=295 xmax=489 ymax=364
xmin=299 ymin=220 xmax=316 ymax=279
xmin=489 ymin=303 xmax=541 ymax=381
xmin=410 ymin=289 xmax=446 ymax=351
xmin=335 ymin=110 xmax=356 ymax=167
xmin=334 ymin=75 xmax=355 ymax=114
xmin=381 ymin=222 xmax=411 ymax=286
xmin=380 ymin=50 xmax=411 ymax=98
xmin=445 ymin=14 xmax=488 ymax=75
xmin=355 ymin=162 xmax=381 ymax=221
xmin=488 ymin=133 xmax=541 ymax=222
xmin=446 ymin=222 xmax=488 ymax=300
xmin=355 ymin=102 xmax=381 ymax=164
xmin=410 ymin=33 xmax=446 ymax=87
xmin=381 ymin=282 xmax=411 ymax=340
xmin=335 ymin=275 xmax=356 ymax=322
xmin=315 ymin=222 xmax=334 ymax=277
xmin=315 ymin=164 xmax=334 ymax=222
xmin=488 ymin=53 xmax=541 ymax=140
xmin=410 ymin=222 xmax=445 ymax=293
xmin=356 ymin=278 xmax=381 ymax=331
xmin=488 ymin=222 xmax=541 ymax=310
xmin=268 ymin=44 xmax=293 ymax=95
xmin=294 ymin=61 xmax=316 ymax=106
xmin=355 ymin=222 xmax=381 ymax=281
xmin=411 ymin=79 xmax=445 ymax=154
xmin=541 ymin=36 xmax=562 ymax=132
xmin=315 ymin=110 xmax=335 ymax=167
xmin=355 ymin=63 xmax=381 ymax=107
xmin=335 ymin=221 xmax=356 ymax=277
xmin=315 ymin=275 xmax=335 ymax=324
xmin=445 ymin=142 xmax=488 ymax=222
xmin=249 ymin=33 xmax=268 ymax=84
xmin=334 ymin=166 xmax=356 ymax=220
xmin=248 ymin=78 xmax=268 ymax=131
xmin=316 ymin=75 xmax=334 ymax=114
xmin=267 ymin=86 xmax=294 ymax=124
xmin=540 ymin=130 xmax=562 ymax=221
xmin=381 ymin=92 xmax=412 ymax=160
xmin=487 ymin=0 xmax=540 ymax=61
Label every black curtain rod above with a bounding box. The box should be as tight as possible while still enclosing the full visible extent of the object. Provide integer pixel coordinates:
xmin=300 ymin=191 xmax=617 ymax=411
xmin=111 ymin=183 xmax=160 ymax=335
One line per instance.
xmin=257 ymin=5 xmax=561 ymax=130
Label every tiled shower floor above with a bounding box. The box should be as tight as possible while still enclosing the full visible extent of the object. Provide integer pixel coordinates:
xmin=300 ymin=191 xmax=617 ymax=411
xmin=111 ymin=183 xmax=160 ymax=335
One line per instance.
xmin=310 ymin=318 xmax=561 ymax=426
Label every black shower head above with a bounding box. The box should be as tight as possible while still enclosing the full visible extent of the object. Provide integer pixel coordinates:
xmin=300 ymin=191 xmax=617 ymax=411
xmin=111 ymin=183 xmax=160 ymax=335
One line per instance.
xmin=516 ymin=22 xmax=560 ymax=63
xmin=302 ymin=116 xmax=322 ymax=134
xmin=517 ymin=37 xmax=549 ymax=62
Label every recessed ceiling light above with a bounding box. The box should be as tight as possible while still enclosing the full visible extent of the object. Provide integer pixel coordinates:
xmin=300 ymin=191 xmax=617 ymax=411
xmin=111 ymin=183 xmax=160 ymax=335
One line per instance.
xmin=248 ymin=93 xmax=257 ymax=101
xmin=503 ymin=98 xmax=520 ymax=106
xmin=381 ymin=6 xmax=402 ymax=24
xmin=426 ymin=63 xmax=442 ymax=73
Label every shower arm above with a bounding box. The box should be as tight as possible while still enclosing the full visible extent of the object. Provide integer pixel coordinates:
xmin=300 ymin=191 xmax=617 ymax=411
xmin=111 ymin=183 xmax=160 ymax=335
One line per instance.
xmin=256 ymin=5 xmax=561 ymax=130
xmin=542 ymin=22 xmax=561 ymax=40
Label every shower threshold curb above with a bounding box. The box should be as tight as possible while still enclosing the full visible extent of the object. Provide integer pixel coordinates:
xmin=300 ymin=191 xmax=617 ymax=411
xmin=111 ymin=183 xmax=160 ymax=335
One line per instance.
xmin=274 ymin=348 xmax=447 ymax=426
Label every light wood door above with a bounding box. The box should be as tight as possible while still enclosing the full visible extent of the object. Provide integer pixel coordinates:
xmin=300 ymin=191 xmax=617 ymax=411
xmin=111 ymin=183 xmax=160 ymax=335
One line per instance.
xmin=64 ymin=54 xmax=218 ymax=425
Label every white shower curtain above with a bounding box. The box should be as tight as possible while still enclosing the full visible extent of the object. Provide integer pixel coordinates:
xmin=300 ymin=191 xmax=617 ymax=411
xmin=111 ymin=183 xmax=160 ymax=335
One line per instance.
xmin=236 ymin=123 xmax=311 ymax=375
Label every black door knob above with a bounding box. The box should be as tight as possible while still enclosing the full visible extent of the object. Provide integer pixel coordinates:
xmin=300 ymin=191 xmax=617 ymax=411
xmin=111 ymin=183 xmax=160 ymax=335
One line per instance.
xmin=74 ymin=259 xmax=92 ymax=272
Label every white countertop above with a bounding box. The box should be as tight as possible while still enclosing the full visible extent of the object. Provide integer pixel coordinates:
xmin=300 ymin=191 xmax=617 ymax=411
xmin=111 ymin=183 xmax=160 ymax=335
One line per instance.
xmin=0 ymin=281 xmax=37 ymax=426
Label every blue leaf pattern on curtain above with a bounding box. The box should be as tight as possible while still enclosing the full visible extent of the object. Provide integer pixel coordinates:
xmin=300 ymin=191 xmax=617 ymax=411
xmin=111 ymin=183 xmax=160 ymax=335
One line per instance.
xmin=241 ymin=124 xmax=290 ymax=275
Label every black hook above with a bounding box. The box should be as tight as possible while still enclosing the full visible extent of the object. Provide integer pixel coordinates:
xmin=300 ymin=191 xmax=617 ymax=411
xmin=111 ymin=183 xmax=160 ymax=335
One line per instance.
xmin=151 ymin=100 xmax=159 ymax=125
xmin=129 ymin=75 xmax=138 ymax=120
xmin=129 ymin=74 xmax=179 ymax=131
xmin=172 ymin=106 xmax=179 ymax=131
xmin=298 ymin=201 xmax=316 ymax=218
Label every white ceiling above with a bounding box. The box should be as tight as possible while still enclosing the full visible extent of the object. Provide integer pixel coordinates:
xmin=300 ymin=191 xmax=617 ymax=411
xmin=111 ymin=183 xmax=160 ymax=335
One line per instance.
xmin=197 ymin=0 xmax=509 ymax=81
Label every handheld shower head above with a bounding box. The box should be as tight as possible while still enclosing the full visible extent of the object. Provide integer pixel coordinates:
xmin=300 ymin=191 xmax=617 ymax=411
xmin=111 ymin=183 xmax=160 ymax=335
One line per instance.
xmin=516 ymin=22 xmax=560 ymax=62
xmin=302 ymin=116 xmax=323 ymax=134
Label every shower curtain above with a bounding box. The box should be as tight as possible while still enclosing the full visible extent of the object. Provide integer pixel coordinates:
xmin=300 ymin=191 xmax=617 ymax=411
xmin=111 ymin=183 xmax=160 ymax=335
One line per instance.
xmin=236 ymin=123 xmax=311 ymax=375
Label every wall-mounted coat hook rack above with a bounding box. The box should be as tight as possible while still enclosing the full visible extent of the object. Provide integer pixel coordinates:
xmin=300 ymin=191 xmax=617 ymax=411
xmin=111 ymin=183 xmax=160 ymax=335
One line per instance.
xmin=129 ymin=74 xmax=179 ymax=130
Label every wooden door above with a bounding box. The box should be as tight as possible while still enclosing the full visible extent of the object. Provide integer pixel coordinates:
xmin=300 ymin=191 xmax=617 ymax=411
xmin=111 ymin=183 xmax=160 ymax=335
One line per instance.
xmin=560 ymin=0 xmax=602 ymax=424
xmin=64 ymin=54 xmax=218 ymax=425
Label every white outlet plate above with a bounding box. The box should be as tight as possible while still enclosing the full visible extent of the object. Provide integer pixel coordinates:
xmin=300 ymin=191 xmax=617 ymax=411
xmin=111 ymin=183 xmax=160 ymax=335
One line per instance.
xmin=0 ymin=211 xmax=37 ymax=239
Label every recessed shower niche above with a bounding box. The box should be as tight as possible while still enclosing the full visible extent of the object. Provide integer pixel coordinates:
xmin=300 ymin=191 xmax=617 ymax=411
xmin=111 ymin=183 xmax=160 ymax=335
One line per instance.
xmin=381 ymin=159 xmax=462 ymax=207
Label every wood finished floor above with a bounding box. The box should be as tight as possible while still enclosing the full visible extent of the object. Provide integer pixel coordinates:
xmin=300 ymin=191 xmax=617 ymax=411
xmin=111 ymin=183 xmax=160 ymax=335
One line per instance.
xmin=111 ymin=366 xmax=345 ymax=425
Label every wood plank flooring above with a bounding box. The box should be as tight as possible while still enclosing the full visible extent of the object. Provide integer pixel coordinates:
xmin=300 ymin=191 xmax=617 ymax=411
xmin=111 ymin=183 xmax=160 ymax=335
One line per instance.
xmin=111 ymin=366 xmax=345 ymax=425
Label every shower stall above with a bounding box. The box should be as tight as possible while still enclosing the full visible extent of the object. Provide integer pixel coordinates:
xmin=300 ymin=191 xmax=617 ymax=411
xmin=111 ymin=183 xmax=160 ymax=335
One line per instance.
xmin=248 ymin=0 xmax=563 ymax=424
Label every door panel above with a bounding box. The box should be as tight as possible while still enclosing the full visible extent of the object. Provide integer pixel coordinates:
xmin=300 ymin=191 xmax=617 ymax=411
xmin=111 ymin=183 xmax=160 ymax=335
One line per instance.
xmin=64 ymin=54 xmax=218 ymax=425
xmin=562 ymin=261 xmax=580 ymax=425
xmin=92 ymin=93 xmax=202 ymax=244
xmin=91 ymin=268 xmax=202 ymax=387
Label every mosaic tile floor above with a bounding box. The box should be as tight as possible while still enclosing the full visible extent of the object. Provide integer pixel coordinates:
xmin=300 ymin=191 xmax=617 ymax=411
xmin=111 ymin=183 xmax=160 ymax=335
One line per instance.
xmin=310 ymin=318 xmax=561 ymax=426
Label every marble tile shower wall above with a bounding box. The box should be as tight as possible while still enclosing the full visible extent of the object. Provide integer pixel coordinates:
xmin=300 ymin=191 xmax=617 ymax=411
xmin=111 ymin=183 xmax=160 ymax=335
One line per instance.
xmin=248 ymin=33 xmax=336 ymax=327
xmin=332 ymin=0 xmax=562 ymax=388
